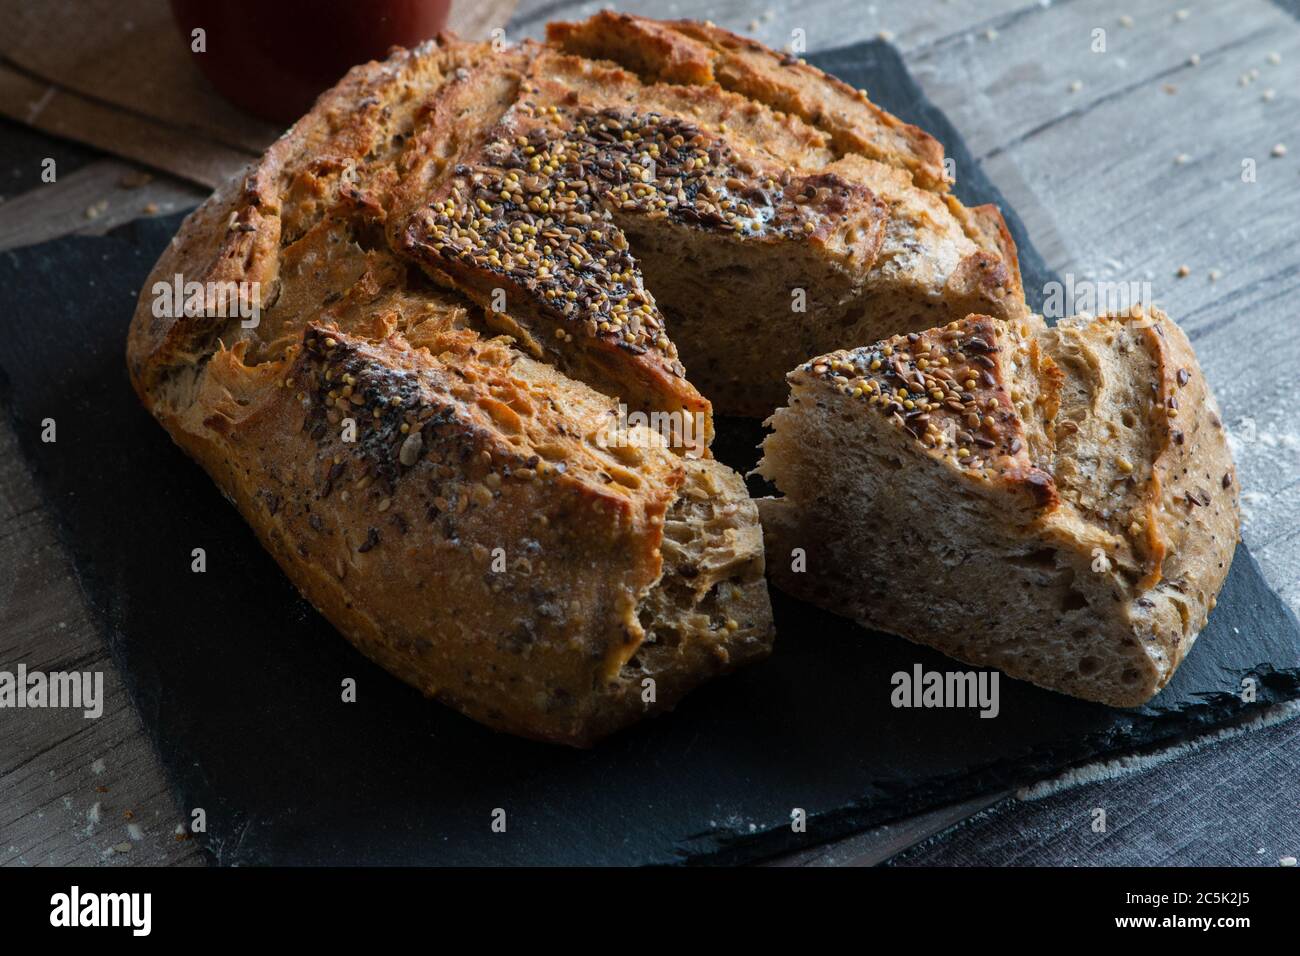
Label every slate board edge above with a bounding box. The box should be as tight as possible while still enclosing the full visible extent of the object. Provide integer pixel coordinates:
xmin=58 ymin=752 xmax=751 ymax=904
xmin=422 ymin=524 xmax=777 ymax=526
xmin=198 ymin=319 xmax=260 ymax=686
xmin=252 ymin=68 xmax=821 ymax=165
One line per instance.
xmin=697 ymin=615 xmax=1300 ymax=866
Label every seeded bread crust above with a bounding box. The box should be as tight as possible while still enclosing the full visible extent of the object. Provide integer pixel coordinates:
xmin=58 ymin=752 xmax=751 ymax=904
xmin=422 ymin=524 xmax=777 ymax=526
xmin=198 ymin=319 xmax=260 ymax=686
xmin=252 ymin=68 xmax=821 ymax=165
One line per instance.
xmin=758 ymin=309 xmax=1239 ymax=707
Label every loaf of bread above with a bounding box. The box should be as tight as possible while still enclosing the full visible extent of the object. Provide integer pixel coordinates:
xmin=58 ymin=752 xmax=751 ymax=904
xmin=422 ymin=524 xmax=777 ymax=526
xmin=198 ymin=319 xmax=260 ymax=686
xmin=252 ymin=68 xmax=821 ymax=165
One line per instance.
xmin=758 ymin=309 xmax=1240 ymax=706
xmin=129 ymin=10 xmax=1218 ymax=740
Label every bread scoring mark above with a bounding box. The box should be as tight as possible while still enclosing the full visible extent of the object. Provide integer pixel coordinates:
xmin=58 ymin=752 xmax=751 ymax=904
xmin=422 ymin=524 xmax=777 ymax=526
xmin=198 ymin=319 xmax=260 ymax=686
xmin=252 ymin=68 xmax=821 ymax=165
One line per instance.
xmin=292 ymin=328 xmax=542 ymax=542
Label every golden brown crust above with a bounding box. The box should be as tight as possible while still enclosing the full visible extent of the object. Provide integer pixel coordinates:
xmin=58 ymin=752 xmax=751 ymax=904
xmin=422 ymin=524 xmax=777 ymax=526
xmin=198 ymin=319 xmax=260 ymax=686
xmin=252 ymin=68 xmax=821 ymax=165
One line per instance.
xmin=185 ymin=325 xmax=688 ymax=745
xmin=535 ymin=17 xmax=1026 ymax=418
xmin=1036 ymin=309 xmax=1240 ymax=685
xmin=387 ymin=45 xmax=895 ymax=433
xmin=944 ymin=201 xmax=1026 ymax=310
xmin=128 ymin=39 xmax=477 ymax=399
xmin=547 ymin=12 xmax=948 ymax=191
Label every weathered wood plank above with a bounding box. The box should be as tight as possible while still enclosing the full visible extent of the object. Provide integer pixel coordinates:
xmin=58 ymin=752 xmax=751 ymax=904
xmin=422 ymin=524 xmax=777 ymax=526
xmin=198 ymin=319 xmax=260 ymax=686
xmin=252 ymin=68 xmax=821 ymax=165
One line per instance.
xmin=908 ymin=0 xmax=1283 ymax=161
xmin=508 ymin=0 xmax=1034 ymax=51
xmin=0 ymin=417 xmax=202 ymax=866
xmin=0 ymin=157 xmax=201 ymax=251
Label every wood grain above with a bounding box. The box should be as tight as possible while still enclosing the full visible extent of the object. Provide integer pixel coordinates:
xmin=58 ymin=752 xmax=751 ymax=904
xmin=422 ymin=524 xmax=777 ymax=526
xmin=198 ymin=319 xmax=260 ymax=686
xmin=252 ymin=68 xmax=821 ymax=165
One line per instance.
xmin=891 ymin=711 xmax=1300 ymax=866
xmin=0 ymin=62 xmax=257 ymax=189
xmin=0 ymin=158 xmax=198 ymax=252
xmin=0 ymin=421 xmax=203 ymax=866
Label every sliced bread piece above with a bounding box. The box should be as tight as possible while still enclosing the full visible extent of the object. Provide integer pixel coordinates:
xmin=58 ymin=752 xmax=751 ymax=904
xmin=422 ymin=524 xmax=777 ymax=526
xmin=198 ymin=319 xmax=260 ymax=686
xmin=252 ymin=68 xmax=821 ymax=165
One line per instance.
xmin=757 ymin=309 xmax=1240 ymax=706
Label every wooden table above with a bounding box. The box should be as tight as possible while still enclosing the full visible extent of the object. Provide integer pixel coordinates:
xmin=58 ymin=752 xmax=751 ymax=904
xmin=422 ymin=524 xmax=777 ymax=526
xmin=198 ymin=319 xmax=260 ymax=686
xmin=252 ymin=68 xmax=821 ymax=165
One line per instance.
xmin=2 ymin=0 xmax=1298 ymax=867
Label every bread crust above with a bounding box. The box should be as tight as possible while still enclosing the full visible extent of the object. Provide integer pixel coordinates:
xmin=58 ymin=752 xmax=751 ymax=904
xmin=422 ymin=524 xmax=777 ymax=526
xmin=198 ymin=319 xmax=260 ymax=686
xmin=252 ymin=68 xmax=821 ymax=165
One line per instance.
xmin=1036 ymin=310 xmax=1240 ymax=688
xmin=547 ymin=12 xmax=948 ymax=191
xmin=540 ymin=14 xmax=1027 ymax=417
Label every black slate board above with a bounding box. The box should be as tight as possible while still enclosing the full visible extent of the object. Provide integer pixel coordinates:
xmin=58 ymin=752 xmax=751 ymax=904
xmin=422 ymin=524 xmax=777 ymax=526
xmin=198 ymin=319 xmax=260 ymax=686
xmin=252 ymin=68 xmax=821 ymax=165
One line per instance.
xmin=2 ymin=41 xmax=1298 ymax=866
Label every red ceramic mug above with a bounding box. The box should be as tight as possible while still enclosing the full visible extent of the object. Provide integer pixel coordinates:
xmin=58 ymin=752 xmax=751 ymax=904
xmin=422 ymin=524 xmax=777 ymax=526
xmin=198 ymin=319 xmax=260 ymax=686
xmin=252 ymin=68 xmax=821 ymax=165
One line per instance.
xmin=170 ymin=0 xmax=453 ymax=124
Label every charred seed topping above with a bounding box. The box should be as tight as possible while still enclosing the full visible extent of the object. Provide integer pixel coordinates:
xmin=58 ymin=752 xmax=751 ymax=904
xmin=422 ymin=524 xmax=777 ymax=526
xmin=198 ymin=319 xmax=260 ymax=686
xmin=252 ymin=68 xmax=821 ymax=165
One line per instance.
xmin=296 ymin=331 xmax=539 ymax=530
xmin=409 ymin=101 xmax=860 ymax=363
xmin=802 ymin=319 xmax=1025 ymax=474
